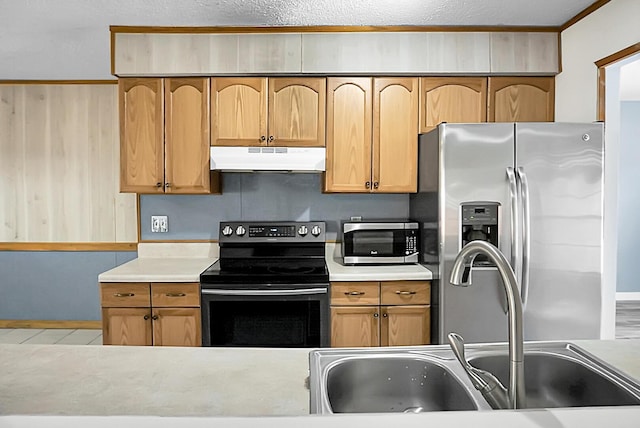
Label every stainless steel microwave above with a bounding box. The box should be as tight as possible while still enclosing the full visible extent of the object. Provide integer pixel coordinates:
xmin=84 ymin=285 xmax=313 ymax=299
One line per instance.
xmin=341 ymin=221 xmax=419 ymax=265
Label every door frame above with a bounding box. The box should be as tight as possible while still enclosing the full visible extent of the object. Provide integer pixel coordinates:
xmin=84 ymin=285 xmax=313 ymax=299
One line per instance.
xmin=595 ymin=42 xmax=640 ymax=120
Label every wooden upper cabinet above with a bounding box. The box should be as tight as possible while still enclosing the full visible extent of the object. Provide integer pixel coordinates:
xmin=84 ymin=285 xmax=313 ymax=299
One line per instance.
xmin=269 ymin=78 xmax=326 ymax=147
xmin=119 ymin=78 xmax=164 ymax=193
xmin=373 ymin=77 xmax=419 ymax=193
xmin=488 ymin=76 xmax=555 ymax=122
xmin=211 ymin=77 xmax=325 ymax=147
xmin=419 ymin=77 xmax=487 ymax=132
xmin=164 ymin=78 xmax=212 ymax=193
xmin=211 ymin=78 xmax=267 ymax=146
xmin=325 ymin=77 xmax=373 ymax=192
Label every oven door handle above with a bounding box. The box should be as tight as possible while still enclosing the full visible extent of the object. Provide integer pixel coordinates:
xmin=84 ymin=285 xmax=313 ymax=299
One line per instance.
xmin=201 ymin=288 xmax=328 ymax=296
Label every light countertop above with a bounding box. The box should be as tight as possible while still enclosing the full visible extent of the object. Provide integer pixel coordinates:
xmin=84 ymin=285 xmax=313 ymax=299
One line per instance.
xmin=98 ymin=243 xmax=433 ymax=283
xmin=0 ymin=340 xmax=639 ymax=427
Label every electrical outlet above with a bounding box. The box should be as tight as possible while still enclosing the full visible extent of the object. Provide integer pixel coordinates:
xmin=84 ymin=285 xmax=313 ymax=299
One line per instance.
xmin=151 ymin=215 xmax=168 ymax=233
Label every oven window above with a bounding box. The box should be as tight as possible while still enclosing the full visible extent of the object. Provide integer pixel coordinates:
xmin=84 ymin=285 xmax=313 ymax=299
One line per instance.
xmin=207 ymin=300 xmax=321 ymax=347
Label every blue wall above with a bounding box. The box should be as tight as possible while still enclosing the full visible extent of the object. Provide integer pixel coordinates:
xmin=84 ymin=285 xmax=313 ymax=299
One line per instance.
xmin=617 ymin=101 xmax=640 ymax=293
xmin=0 ymin=251 xmax=136 ymax=320
xmin=140 ymin=173 xmax=410 ymax=241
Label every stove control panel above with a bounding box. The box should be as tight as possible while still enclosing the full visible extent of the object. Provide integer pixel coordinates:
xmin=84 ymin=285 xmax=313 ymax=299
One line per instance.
xmin=218 ymin=222 xmax=325 ymax=243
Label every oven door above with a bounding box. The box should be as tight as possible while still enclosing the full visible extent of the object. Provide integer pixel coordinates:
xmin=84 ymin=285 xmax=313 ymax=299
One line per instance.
xmin=200 ymin=286 xmax=329 ymax=347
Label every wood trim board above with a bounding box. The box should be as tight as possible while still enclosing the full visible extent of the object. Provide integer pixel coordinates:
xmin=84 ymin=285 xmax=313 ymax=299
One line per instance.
xmin=0 ymin=80 xmax=117 ymax=85
xmin=0 ymin=320 xmax=102 ymax=329
xmin=0 ymin=243 xmax=137 ymax=251
xmin=560 ymin=0 xmax=612 ymax=32
xmin=594 ymin=42 xmax=640 ymax=121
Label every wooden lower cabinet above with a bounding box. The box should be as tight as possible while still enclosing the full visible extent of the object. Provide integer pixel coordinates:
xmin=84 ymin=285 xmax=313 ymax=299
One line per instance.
xmin=100 ymin=282 xmax=201 ymax=347
xmin=330 ymin=281 xmax=431 ymax=347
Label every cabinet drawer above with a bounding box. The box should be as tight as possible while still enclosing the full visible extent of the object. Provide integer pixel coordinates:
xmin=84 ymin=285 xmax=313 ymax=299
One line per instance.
xmin=151 ymin=283 xmax=200 ymax=307
xmin=380 ymin=281 xmax=430 ymax=305
xmin=331 ymin=282 xmax=380 ymax=305
xmin=101 ymin=283 xmax=151 ymax=307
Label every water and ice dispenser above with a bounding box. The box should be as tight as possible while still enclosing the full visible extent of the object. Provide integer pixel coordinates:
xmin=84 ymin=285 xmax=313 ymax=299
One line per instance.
xmin=460 ymin=202 xmax=500 ymax=267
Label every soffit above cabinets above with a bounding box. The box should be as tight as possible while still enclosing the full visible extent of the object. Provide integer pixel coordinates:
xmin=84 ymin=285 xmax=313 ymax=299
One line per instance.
xmin=113 ymin=31 xmax=559 ymax=76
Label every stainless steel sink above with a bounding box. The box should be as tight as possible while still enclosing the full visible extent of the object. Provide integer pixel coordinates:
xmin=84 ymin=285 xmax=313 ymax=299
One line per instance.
xmin=309 ymin=342 xmax=640 ymax=414
xmin=466 ymin=343 xmax=640 ymax=409
xmin=309 ymin=347 xmax=492 ymax=414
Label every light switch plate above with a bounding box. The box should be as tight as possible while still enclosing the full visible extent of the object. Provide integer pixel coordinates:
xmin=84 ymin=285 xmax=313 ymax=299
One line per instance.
xmin=151 ymin=215 xmax=168 ymax=233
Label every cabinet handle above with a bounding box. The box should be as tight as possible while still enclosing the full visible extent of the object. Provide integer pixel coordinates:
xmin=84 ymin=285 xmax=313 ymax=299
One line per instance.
xmin=396 ymin=290 xmax=417 ymax=295
xmin=143 ymin=314 xmax=150 ymax=320
xmin=113 ymin=293 xmax=134 ymax=297
xmin=345 ymin=291 xmax=365 ymax=296
xmin=365 ymin=181 xmax=371 ymax=189
xmin=165 ymin=293 xmax=186 ymax=297
xmin=383 ymin=313 xmax=388 ymax=318
xmin=373 ymin=181 xmax=379 ymax=189
xmin=373 ymin=313 xmax=379 ymax=318
xmin=260 ymin=135 xmax=266 ymax=142
xmin=152 ymin=315 xmax=159 ymax=321
xmin=156 ymin=182 xmax=162 ymax=188
xmin=268 ymin=136 xmax=274 ymax=143
xmin=165 ymin=183 xmax=172 ymax=188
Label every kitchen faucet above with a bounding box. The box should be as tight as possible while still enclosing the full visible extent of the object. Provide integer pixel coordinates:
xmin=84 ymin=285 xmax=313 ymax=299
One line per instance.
xmin=448 ymin=240 xmax=526 ymax=409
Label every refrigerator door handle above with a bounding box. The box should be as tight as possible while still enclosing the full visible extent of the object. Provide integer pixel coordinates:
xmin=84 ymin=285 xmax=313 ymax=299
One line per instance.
xmin=506 ymin=167 xmax=521 ymax=276
xmin=517 ymin=167 xmax=531 ymax=308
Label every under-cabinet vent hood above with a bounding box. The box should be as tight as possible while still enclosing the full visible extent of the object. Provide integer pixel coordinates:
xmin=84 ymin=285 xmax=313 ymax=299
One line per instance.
xmin=210 ymin=146 xmax=326 ymax=172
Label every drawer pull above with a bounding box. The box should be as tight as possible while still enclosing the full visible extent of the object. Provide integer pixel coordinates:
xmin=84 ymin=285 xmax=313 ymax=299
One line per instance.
xmin=165 ymin=293 xmax=186 ymax=297
xmin=345 ymin=291 xmax=365 ymax=296
xmin=396 ymin=290 xmax=417 ymax=295
xmin=113 ymin=293 xmax=135 ymax=297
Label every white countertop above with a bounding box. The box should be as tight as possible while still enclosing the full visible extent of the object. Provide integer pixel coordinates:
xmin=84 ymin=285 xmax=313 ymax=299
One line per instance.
xmin=1 ymin=340 xmax=639 ymax=427
xmin=98 ymin=243 xmax=432 ymax=283
xmin=325 ymin=243 xmax=432 ymax=281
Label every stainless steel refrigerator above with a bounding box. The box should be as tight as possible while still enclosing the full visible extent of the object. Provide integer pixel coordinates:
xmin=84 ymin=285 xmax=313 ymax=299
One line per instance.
xmin=410 ymin=123 xmax=604 ymax=344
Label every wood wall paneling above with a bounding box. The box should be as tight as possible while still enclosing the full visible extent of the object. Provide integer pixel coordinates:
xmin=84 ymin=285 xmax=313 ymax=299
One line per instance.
xmin=490 ymin=32 xmax=559 ymax=74
xmin=0 ymin=84 xmax=137 ymax=243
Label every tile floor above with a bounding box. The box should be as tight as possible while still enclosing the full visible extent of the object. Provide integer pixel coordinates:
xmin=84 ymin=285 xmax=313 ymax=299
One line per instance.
xmin=0 ymin=328 xmax=102 ymax=345
xmin=0 ymin=302 xmax=638 ymax=345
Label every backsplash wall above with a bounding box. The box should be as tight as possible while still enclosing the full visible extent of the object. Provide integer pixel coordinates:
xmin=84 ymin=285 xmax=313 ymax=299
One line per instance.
xmin=140 ymin=173 xmax=410 ymax=241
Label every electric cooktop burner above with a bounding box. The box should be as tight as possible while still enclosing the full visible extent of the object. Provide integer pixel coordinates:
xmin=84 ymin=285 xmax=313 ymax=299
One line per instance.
xmin=200 ymin=221 xmax=329 ymax=287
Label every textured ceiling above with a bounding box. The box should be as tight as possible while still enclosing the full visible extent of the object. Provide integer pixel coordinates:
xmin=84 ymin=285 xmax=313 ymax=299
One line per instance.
xmin=0 ymin=0 xmax=601 ymax=79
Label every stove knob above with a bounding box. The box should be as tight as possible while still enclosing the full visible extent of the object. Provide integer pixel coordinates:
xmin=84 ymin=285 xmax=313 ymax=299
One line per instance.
xmin=235 ymin=225 xmax=246 ymax=237
xmin=311 ymin=225 xmax=322 ymax=237
xmin=222 ymin=225 xmax=233 ymax=236
xmin=298 ymin=225 xmax=308 ymax=236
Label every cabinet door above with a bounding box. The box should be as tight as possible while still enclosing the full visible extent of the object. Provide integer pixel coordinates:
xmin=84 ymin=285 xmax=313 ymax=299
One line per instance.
xmin=381 ymin=305 xmax=430 ymax=347
xmin=330 ymin=306 xmax=379 ymax=347
xmin=152 ymin=308 xmax=202 ymax=347
xmin=211 ymin=78 xmax=267 ymax=146
xmin=102 ymin=307 xmax=152 ymax=346
xmin=373 ymin=77 xmax=418 ymax=193
xmin=488 ymin=76 xmax=555 ymax=122
xmin=164 ymin=78 xmax=212 ymax=194
xmin=325 ymin=77 xmax=373 ymax=192
xmin=119 ymin=78 xmax=164 ymax=193
xmin=268 ymin=78 xmax=326 ymax=147
xmin=419 ymin=77 xmax=487 ymax=132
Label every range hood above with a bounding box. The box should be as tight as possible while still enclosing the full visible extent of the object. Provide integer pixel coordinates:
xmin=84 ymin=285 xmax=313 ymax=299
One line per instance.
xmin=210 ymin=146 xmax=326 ymax=172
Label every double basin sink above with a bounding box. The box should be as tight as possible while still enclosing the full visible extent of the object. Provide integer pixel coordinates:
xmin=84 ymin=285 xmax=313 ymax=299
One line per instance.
xmin=309 ymin=342 xmax=640 ymax=414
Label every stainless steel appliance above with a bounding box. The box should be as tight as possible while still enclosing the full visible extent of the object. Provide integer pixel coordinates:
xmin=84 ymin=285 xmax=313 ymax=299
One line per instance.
xmin=410 ymin=123 xmax=604 ymax=344
xmin=200 ymin=221 xmax=329 ymax=347
xmin=341 ymin=220 xmax=419 ymax=265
